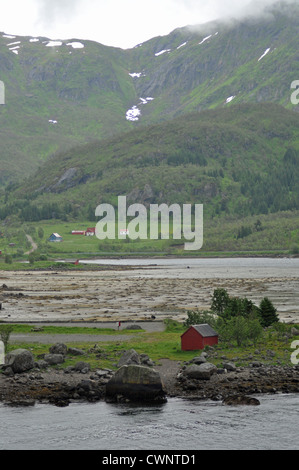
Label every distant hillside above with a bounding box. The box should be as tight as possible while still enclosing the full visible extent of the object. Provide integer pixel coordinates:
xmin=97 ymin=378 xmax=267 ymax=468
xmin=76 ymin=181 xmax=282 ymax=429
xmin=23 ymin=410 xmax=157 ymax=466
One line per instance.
xmin=0 ymin=1 xmax=298 ymax=184
xmin=3 ymin=103 xmax=298 ymax=228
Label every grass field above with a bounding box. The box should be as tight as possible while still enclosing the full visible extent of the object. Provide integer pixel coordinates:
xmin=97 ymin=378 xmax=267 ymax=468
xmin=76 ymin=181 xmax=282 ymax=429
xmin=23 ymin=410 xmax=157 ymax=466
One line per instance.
xmin=0 ymin=208 xmax=298 ymax=272
xmin=1 ymin=320 xmax=298 ymax=371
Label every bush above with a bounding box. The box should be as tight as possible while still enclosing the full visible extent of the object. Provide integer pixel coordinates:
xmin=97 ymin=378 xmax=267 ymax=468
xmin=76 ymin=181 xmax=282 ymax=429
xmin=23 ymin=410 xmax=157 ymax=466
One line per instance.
xmin=4 ymin=254 xmax=12 ymax=264
xmin=211 ymin=288 xmax=230 ymax=316
xmin=211 ymin=288 xmax=259 ymax=320
xmin=290 ymin=244 xmax=299 ymax=255
xmin=219 ymin=315 xmax=263 ymax=347
xmin=0 ymin=324 xmax=14 ymax=350
xmin=258 ymin=297 xmax=279 ymax=327
xmin=184 ymin=310 xmax=218 ymax=329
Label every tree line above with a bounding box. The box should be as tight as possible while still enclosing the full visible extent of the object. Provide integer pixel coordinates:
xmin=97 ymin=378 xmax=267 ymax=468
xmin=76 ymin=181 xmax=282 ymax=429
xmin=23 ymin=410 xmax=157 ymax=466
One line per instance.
xmin=184 ymin=288 xmax=279 ymax=347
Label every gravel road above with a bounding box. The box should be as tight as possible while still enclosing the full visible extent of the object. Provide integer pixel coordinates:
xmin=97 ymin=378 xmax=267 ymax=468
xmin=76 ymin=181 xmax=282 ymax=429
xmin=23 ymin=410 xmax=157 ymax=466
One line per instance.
xmin=10 ymin=321 xmax=166 ymax=344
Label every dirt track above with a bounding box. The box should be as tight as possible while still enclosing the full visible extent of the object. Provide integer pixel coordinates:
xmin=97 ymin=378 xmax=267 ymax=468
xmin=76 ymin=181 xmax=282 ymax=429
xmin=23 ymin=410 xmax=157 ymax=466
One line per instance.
xmin=9 ymin=321 xmax=165 ymax=344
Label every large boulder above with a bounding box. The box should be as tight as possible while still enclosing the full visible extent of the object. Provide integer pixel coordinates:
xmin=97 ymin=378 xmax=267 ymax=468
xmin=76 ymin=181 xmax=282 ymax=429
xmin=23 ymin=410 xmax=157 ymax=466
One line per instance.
xmin=4 ymin=349 xmax=35 ymax=373
xmin=183 ymin=362 xmax=217 ymax=380
xmin=106 ymin=365 xmax=167 ymax=403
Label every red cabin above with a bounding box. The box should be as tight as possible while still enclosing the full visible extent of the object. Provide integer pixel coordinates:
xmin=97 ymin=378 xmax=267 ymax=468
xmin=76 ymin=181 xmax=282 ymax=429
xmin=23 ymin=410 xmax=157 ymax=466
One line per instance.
xmin=181 ymin=324 xmax=218 ymax=351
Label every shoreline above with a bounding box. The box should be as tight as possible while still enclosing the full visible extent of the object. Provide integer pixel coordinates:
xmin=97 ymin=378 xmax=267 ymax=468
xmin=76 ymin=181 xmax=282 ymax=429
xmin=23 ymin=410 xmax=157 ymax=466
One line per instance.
xmin=1 ymin=262 xmax=299 ymax=324
xmin=1 ymin=360 xmax=299 ymax=407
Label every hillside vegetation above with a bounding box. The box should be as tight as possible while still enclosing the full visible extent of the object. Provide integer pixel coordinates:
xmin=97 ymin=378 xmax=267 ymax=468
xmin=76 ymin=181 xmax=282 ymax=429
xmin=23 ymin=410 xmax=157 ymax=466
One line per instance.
xmin=0 ymin=2 xmax=298 ymax=184
xmin=4 ymin=103 xmax=299 ymax=217
xmin=0 ymin=103 xmax=298 ymax=255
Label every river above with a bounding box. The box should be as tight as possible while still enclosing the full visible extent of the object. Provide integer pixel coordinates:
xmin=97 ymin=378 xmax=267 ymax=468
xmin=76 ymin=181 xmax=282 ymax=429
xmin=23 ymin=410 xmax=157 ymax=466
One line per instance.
xmin=0 ymin=394 xmax=298 ymax=450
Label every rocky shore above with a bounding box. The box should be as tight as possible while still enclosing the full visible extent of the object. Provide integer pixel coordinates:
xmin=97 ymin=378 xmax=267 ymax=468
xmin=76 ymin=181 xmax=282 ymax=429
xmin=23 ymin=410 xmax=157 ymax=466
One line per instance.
xmin=1 ymin=346 xmax=299 ymax=407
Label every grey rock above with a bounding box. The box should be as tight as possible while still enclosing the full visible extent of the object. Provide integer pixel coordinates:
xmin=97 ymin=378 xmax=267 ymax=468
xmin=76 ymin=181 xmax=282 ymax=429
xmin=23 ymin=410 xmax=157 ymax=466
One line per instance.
xmin=117 ymin=349 xmax=141 ymax=367
xmin=36 ymin=360 xmax=49 ymax=369
xmin=44 ymin=353 xmax=65 ymax=365
xmin=5 ymin=349 xmax=35 ymax=373
xmin=222 ymin=395 xmax=260 ymax=406
xmin=106 ymin=365 xmax=166 ymax=403
xmin=124 ymin=324 xmax=143 ymax=330
xmin=49 ymin=343 xmax=68 ymax=355
xmin=74 ymin=361 xmax=91 ymax=372
xmin=223 ymin=362 xmax=237 ymax=371
xmin=183 ymin=362 xmax=217 ymax=380
xmin=67 ymin=347 xmax=85 ymax=356
xmin=192 ymin=356 xmax=207 ymax=365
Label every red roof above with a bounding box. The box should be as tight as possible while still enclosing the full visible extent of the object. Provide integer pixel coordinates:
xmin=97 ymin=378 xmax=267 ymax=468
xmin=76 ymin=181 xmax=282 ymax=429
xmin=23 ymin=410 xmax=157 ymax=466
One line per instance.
xmin=181 ymin=324 xmax=218 ymax=338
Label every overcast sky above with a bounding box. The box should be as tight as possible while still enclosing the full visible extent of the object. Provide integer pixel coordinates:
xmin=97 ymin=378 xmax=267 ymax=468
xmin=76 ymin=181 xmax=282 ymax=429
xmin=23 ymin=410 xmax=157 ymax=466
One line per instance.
xmin=0 ymin=0 xmax=297 ymax=49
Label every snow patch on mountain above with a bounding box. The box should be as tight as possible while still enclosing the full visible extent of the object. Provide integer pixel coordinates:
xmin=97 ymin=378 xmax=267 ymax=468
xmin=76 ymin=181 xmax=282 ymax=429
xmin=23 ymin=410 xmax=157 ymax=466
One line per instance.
xmin=129 ymin=72 xmax=145 ymax=78
xmin=258 ymin=48 xmax=270 ymax=61
xmin=67 ymin=42 xmax=84 ymax=49
xmin=226 ymin=96 xmax=236 ymax=103
xmin=126 ymin=97 xmax=154 ymax=121
xmin=177 ymin=42 xmax=187 ymax=49
xmin=155 ymin=49 xmax=171 ymax=56
xmin=7 ymin=41 xmax=21 ymax=46
xmin=139 ymin=97 xmax=154 ymax=104
xmin=45 ymin=41 xmax=63 ymax=47
xmin=199 ymin=35 xmax=212 ymax=45
xmin=126 ymin=106 xmax=141 ymax=121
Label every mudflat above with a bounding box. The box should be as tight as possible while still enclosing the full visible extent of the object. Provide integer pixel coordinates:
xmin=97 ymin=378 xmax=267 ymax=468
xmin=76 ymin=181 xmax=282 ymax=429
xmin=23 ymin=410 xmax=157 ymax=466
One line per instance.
xmin=0 ymin=258 xmax=298 ymax=324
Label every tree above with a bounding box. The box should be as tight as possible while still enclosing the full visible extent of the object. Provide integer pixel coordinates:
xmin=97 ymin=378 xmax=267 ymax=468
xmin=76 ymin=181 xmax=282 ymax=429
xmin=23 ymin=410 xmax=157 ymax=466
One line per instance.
xmin=219 ymin=315 xmax=263 ymax=347
xmin=0 ymin=325 xmax=13 ymax=351
xmin=219 ymin=316 xmax=249 ymax=347
xmin=184 ymin=310 xmax=217 ymax=329
xmin=258 ymin=297 xmax=279 ymax=327
xmin=4 ymin=254 xmax=12 ymax=264
xmin=211 ymin=288 xmax=230 ymax=316
xmin=211 ymin=288 xmax=258 ymax=320
xmin=38 ymin=227 xmax=44 ymax=239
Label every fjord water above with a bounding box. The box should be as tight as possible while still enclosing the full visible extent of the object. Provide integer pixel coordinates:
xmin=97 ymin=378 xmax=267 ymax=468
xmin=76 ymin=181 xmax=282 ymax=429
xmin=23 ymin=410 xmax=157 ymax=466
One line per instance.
xmin=1 ymin=394 xmax=298 ymax=450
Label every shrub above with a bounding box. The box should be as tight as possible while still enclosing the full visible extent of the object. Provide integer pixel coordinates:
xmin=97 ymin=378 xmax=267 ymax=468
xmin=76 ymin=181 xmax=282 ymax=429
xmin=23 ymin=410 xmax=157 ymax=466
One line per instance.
xmin=4 ymin=254 xmax=12 ymax=264
xmin=258 ymin=297 xmax=279 ymax=327
xmin=0 ymin=324 xmax=14 ymax=350
xmin=184 ymin=310 xmax=218 ymax=329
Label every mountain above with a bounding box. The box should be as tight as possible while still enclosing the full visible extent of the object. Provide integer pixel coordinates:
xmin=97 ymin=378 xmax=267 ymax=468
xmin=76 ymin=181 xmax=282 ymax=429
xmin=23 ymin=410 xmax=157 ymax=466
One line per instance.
xmin=0 ymin=1 xmax=298 ymax=185
xmin=4 ymin=103 xmax=299 ymax=225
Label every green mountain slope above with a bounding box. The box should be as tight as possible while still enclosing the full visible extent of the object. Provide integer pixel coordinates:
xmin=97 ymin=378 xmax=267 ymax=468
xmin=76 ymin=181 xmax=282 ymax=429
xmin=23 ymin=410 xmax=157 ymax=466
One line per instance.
xmin=0 ymin=1 xmax=298 ymax=185
xmin=4 ymin=103 xmax=299 ymax=226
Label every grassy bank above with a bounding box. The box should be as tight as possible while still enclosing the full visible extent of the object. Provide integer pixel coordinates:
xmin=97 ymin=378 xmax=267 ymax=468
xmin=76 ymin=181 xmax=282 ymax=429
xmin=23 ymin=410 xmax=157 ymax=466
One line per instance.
xmin=0 ymin=210 xmax=299 ymax=268
xmin=2 ymin=320 xmax=298 ymax=371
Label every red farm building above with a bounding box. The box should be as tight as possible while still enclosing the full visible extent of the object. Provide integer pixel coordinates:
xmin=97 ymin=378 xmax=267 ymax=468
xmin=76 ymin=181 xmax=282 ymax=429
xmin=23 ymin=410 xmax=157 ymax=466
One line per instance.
xmin=181 ymin=324 xmax=218 ymax=351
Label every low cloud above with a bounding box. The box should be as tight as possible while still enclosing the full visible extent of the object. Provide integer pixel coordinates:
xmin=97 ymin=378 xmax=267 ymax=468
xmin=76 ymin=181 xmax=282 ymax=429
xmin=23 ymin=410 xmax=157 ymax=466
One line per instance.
xmin=36 ymin=0 xmax=86 ymax=27
xmin=185 ymin=0 xmax=299 ymax=28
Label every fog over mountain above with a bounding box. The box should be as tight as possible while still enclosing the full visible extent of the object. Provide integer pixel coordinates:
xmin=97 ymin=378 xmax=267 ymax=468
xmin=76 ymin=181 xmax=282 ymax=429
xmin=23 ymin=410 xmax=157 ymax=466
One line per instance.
xmin=2 ymin=0 xmax=298 ymax=48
